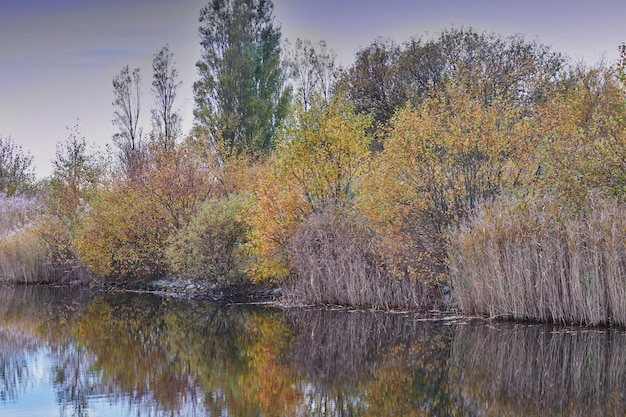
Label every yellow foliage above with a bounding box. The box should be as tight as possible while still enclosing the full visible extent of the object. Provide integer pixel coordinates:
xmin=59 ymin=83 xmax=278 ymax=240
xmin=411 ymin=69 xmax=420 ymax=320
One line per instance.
xmin=535 ymin=64 xmax=626 ymax=201
xmin=76 ymin=140 xmax=223 ymax=281
xmin=360 ymin=82 xmax=536 ymax=281
xmin=248 ymin=96 xmax=372 ymax=282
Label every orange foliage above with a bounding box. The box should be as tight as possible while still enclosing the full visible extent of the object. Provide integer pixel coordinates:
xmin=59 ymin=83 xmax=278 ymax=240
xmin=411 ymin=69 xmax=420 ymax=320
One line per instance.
xmin=76 ymin=139 xmax=222 ymax=281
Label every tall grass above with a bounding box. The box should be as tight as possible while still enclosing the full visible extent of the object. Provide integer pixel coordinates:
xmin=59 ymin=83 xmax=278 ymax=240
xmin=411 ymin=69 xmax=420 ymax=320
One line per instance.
xmin=0 ymin=228 xmax=59 ymax=284
xmin=448 ymin=192 xmax=626 ymax=326
xmin=0 ymin=193 xmax=90 ymax=284
xmin=0 ymin=193 xmax=51 ymax=283
xmin=285 ymin=207 xmax=432 ymax=309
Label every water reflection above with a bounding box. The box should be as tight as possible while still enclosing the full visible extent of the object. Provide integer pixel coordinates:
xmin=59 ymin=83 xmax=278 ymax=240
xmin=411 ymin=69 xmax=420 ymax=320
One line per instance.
xmin=0 ymin=285 xmax=625 ymax=416
xmin=450 ymin=322 xmax=626 ymax=416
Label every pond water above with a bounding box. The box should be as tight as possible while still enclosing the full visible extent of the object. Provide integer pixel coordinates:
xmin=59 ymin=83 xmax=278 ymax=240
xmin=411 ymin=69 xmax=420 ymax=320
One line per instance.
xmin=0 ymin=285 xmax=625 ymax=416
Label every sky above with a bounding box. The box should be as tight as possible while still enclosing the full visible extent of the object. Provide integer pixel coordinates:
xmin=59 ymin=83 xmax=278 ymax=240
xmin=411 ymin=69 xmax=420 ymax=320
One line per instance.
xmin=1 ymin=0 xmax=624 ymax=178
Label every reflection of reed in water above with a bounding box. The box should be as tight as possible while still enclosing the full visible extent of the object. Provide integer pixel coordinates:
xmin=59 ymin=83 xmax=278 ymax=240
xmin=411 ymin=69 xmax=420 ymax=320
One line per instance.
xmin=285 ymin=308 xmax=445 ymax=385
xmin=451 ymin=322 xmax=626 ymax=416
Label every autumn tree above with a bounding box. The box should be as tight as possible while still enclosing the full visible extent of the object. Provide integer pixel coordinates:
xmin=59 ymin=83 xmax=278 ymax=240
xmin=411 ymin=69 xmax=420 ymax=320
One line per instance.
xmin=36 ymin=125 xmax=99 ymax=282
xmin=193 ymin=0 xmax=290 ymax=155
xmin=250 ymin=94 xmax=371 ymax=281
xmin=76 ymin=138 xmax=223 ymax=282
xmin=346 ymin=28 xmax=566 ymax=135
xmin=360 ymin=82 xmax=536 ymax=281
xmin=345 ymin=38 xmax=404 ymax=136
xmin=0 ymin=135 xmax=35 ymax=197
xmin=48 ymin=124 xmax=100 ymax=227
xmin=112 ymin=65 xmax=145 ymax=177
xmin=150 ymin=45 xmax=182 ymax=151
xmin=534 ymin=63 xmax=626 ymax=202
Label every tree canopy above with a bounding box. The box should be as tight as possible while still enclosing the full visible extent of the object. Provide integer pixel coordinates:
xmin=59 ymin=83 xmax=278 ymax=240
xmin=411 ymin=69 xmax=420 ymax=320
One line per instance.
xmin=193 ymin=0 xmax=290 ymax=156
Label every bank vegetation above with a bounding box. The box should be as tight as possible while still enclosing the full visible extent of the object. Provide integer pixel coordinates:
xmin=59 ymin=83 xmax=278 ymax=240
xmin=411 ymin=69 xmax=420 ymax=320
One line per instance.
xmin=1 ymin=3 xmax=625 ymax=325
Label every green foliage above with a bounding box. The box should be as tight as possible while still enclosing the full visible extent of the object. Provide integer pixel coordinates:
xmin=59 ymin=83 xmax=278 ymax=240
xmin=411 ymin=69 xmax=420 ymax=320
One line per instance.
xmin=165 ymin=194 xmax=251 ymax=283
xmin=194 ymin=0 xmax=290 ymax=155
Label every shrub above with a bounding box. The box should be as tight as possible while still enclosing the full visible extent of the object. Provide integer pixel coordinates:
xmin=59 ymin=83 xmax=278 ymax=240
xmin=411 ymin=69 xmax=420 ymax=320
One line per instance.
xmin=165 ymin=194 xmax=251 ymax=283
xmin=535 ymin=64 xmax=626 ymax=202
xmin=249 ymin=95 xmax=371 ymax=282
xmin=75 ymin=141 xmax=222 ymax=283
xmin=359 ymin=82 xmax=536 ymax=287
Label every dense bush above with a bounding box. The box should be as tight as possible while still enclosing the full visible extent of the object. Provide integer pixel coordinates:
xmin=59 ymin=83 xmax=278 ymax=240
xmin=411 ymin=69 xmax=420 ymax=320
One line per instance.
xmin=166 ymin=194 xmax=251 ymax=283
xmin=359 ymin=82 xmax=536 ymax=289
xmin=249 ymin=95 xmax=371 ymax=282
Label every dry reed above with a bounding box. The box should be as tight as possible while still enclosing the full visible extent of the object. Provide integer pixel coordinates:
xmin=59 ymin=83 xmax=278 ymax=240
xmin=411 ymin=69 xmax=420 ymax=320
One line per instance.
xmin=0 ymin=194 xmax=91 ymax=284
xmin=285 ymin=207 xmax=432 ymax=309
xmin=448 ymin=192 xmax=626 ymax=326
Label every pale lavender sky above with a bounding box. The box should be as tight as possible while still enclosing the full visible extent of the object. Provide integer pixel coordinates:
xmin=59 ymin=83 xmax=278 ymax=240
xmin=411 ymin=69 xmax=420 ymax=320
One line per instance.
xmin=1 ymin=0 xmax=623 ymax=177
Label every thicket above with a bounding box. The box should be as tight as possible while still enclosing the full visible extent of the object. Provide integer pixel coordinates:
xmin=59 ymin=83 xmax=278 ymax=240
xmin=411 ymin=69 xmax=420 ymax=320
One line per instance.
xmin=449 ymin=64 xmax=626 ymax=324
xmin=2 ymin=14 xmax=626 ymax=320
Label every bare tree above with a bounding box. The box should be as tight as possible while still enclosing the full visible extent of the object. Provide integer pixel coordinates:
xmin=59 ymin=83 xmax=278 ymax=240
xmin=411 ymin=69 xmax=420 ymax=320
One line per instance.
xmin=314 ymin=40 xmax=337 ymax=105
xmin=288 ymin=38 xmax=338 ymax=110
xmin=112 ymin=66 xmax=145 ymax=178
xmin=0 ymin=136 xmax=35 ymax=196
xmin=151 ymin=45 xmax=182 ymax=151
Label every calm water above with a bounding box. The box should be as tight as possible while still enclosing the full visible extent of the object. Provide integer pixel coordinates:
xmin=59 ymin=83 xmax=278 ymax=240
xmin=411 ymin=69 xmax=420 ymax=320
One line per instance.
xmin=0 ymin=285 xmax=625 ymax=416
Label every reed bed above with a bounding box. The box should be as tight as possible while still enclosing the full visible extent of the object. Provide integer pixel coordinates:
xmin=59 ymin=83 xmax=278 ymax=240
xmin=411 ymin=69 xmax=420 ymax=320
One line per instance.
xmin=0 ymin=193 xmax=91 ymax=284
xmin=0 ymin=228 xmax=59 ymax=283
xmin=0 ymin=194 xmax=55 ymax=283
xmin=449 ymin=193 xmax=626 ymax=326
xmin=286 ymin=207 xmax=431 ymax=309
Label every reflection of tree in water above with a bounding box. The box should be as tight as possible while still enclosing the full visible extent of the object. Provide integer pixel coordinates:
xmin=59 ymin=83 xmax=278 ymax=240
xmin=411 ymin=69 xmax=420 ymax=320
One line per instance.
xmin=74 ymin=292 xmax=269 ymax=417
xmin=0 ymin=328 xmax=39 ymax=402
xmin=50 ymin=344 xmax=98 ymax=417
xmin=450 ymin=322 xmax=626 ymax=416
xmin=284 ymin=308 xmax=467 ymax=416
